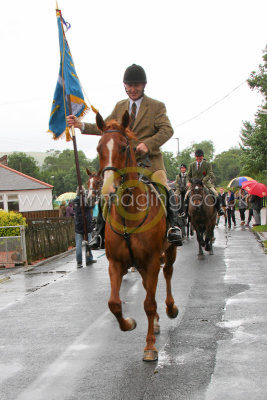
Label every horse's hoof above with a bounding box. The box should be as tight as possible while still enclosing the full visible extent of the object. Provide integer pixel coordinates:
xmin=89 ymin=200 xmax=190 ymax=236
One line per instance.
xmin=166 ymin=304 xmax=179 ymax=319
xmin=209 ymin=250 xmax=214 ymax=255
xmin=143 ymin=350 xmax=158 ymax=362
xmin=125 ymin=317 xmax=137 ymax=331
xmin=154 ymin=320 xmax=160 ymax=334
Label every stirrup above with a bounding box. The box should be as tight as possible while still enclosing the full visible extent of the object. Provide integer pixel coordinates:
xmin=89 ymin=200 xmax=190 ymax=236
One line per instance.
xmin=89 ymin=234 xmax=102 ymax=249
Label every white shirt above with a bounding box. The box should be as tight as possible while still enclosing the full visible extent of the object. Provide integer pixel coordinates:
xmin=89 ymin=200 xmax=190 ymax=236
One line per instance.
xmin=129 ymin=97 xmax=143 ymax=116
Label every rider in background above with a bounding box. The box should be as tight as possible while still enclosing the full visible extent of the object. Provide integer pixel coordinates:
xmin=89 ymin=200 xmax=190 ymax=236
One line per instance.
xmin=175 ymin=163 xmax=187 ymax=212
xmin=67 ymin=64 xmax=183 ymax=247
xmin=186 ymin=149 xmax=224 ymax=216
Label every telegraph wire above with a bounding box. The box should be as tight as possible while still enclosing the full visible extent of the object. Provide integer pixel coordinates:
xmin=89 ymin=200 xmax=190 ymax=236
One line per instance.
xmin=174 ymin=79 xmax=248 ymax=128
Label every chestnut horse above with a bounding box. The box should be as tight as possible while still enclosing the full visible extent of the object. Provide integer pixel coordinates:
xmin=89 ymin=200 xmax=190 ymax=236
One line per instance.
xmin=86 ymin=169 xmax=102 ymax=207
xmin=95 ymin=111 xmax=178 ymax=361
xmin=188 ymin=179 xmax=217 ymax=255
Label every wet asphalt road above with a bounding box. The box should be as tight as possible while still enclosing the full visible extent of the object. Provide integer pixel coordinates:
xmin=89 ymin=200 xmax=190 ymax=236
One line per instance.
xmin=0 ymin=218 xmax=267 ymax=400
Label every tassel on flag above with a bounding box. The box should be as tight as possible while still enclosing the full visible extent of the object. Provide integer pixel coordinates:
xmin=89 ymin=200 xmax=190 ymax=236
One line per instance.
xmin=48 ymin=7 xmax=89 ymax=141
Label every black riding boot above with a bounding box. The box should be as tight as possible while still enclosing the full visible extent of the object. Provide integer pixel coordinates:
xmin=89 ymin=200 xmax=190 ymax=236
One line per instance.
xmin=89 ymin=207 xmax=105 ymax=249
xmin=166 ymin=189 xmax=183 ymax=246
xmin=215 ymin=197 xmax=224 ymax=216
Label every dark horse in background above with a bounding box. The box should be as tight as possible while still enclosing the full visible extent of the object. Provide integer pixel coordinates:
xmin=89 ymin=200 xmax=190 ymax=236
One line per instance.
xmin=188 ymin=179 xmax=217 ymax=255
xmin=95 ymin=110 xmax=179 ymax=361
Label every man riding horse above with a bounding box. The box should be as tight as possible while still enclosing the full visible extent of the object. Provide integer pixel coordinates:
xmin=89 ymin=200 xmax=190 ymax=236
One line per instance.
xmin=186 ymin=149 xmax=224 ymax=216
xmin=67 ymin=64 xmax=183 ymax=247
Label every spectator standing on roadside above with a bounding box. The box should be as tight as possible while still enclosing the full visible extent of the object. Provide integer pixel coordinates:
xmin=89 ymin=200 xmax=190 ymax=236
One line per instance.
xmin=250 ymin=194 xmax=263 ymax=226
xmin=66 ymin=201 xmax=75 ymax=217
xmin=236 ymin=188 xmax=247 ymax=226
xmin=59 ymin=200 xmax=66 ymax=217
xmin=226 ymin=190 xmax=236 ymax=229
xmin=217 ymin=187 xmax=227 ymax=226
xmin=245 ymin=194 xmax=254 ymax=227
xmin=73 ymin=187 xmax=97 ymax=268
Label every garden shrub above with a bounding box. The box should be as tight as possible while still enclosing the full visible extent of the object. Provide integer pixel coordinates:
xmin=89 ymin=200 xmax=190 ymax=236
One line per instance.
xmin=0 ymin=210 xmax=27 ymax=237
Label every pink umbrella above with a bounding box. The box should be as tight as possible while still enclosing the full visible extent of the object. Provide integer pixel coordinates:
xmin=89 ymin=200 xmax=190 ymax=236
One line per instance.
xmin=241 ymin=181 xmax=267 ymax=198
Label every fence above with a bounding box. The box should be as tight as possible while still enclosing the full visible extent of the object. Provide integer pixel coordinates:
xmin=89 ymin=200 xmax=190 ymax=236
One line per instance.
xmin=25 ymin=218 xmax=75 ymax=264
xmin=21 ymin=210 xmax=59 ymax=219
xmin=0 ymin=225 xmax=27 ymax=266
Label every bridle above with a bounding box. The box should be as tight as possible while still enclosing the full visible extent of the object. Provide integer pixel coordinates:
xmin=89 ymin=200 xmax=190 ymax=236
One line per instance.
xmin=190 ymin=183 xmax=204 ymax=208
xmin=101 ymin=129 xmax=132 ymax=186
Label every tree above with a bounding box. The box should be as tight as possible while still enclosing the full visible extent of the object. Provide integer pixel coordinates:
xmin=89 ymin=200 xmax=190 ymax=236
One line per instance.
xmin=40 ymin=149 xmax=90 ymax=195
xmin=8 ymin=152 xmax=40 ymax=179
xmin=213 ymin=148 xmax=242 ymax=186
xmin=240 ymin=45 xmax=267 ymax=182
xmin=162 ymin=151 xmax=180 ymax=180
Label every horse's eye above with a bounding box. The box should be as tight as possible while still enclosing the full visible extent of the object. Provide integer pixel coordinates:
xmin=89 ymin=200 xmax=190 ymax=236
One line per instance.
xmin=120 ymin=145 xmax=127 ymax=153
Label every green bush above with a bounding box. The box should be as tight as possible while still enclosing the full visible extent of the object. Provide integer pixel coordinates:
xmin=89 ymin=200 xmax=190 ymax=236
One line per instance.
xmin=0 ymin=210 xmax=27 ymax=237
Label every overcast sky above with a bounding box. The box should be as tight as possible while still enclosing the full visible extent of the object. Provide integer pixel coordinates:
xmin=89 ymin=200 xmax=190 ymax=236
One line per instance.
xmin=1 ymin=0 xmax=266 ymax=160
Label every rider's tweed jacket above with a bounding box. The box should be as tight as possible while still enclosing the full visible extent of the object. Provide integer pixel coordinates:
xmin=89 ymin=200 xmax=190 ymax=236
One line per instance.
xmin=82 ymin=95 xmax=174 ymax=173
xmin=187 ymin=160 xmax=213 ymax=189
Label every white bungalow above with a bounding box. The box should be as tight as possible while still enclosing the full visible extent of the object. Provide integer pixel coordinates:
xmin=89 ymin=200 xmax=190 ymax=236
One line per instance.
xmin=0 ymin=163 xmax=53 ymax=212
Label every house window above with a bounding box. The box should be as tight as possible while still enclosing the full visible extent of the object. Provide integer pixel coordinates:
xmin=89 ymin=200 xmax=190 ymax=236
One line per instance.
xmin=0 ymin=195 xmax=3 ymax=210
xmin=7 ymin=195 xmax=19 ymax=212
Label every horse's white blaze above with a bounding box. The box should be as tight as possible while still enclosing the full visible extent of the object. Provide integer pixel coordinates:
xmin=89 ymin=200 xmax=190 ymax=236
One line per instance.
xmin=102 ymin=138 xmax=115 ymax=194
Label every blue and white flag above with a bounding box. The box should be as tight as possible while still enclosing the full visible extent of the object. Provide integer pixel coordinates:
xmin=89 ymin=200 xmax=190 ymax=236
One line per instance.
xmin=48 ymin=8 xmax=89 ymax=141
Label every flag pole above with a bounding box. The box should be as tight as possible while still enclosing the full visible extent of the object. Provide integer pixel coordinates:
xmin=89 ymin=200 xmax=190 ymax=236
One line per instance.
xmin=67 ymin=95 xmax=93 ymax=262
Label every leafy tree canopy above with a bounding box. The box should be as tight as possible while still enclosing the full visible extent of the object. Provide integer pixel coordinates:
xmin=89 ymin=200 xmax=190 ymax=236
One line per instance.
xmin=213 ymin=147 xmax=242 ymax=186
xmin=8 ymin=152 xmax=40 ymax=179
xmin=40 ymin=149 xmax=96 ymax=196
xmin=240 ymin=45 xmax=267 ymax=182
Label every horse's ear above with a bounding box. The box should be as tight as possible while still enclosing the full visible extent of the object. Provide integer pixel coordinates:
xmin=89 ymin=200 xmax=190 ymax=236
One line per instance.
xmin=96 ymin=112 xmax=106 ymax=132
xmin=121 ymin=110 xmax=130 ymax=129
xmin=86 ymin=168 xmax=92 ymax=177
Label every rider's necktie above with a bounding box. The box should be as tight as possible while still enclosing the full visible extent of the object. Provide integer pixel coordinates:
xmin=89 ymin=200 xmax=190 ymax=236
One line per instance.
xmin=197 ymin=162 xmax=200 ymax=170
xmin=129 ymin=102 xmax=137 ymax=129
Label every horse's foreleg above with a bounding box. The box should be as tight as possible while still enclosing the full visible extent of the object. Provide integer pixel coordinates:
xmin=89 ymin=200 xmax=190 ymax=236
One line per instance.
xmin=108 ymin=260 xmax=136 ymax=332
xmin=196 ymin=230 xmax=204 ymax=255
xmin=142 ymin=279 xmax=160 ymax=335
xmin=163 ymin=245 xmax=179 ymax=319
xmin=140 ymin=265 xmax=160 ymax=361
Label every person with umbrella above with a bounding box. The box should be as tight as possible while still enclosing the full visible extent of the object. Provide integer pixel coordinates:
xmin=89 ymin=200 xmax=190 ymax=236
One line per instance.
xmin=241 ymin=180 xmax=267 ymax=226
xmin=236 ymin=188 xmax=247 ymax=226
xmin=250 ymin=194 xmax=263 ymax=226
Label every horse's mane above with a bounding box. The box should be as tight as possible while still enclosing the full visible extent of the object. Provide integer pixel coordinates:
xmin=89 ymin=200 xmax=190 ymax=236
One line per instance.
xmin=105 ymin=120 xmax=137 ymax=141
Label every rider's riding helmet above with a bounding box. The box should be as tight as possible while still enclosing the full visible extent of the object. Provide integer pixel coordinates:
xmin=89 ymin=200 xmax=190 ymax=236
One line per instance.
xmin=123 ymin=64 xmax=147 ymax=84
xmin=195 ymin=149 xmax=204 ymax=157
xmin=180 ymin=163 xmax=187 ymax=169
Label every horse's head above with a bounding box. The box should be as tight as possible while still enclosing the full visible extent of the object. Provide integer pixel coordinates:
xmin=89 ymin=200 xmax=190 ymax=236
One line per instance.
xmin=86 ymin=168 xmax=102 ymax=206
xmin=96 ymin=111 xmax=137 ymax=196
xmin=190 ymin=179 xmax=204 ymax=207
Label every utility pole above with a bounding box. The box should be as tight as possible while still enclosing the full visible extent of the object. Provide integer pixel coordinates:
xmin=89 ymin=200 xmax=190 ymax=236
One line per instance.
xmin=173 ymin=138 xmax=180 ymax=157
